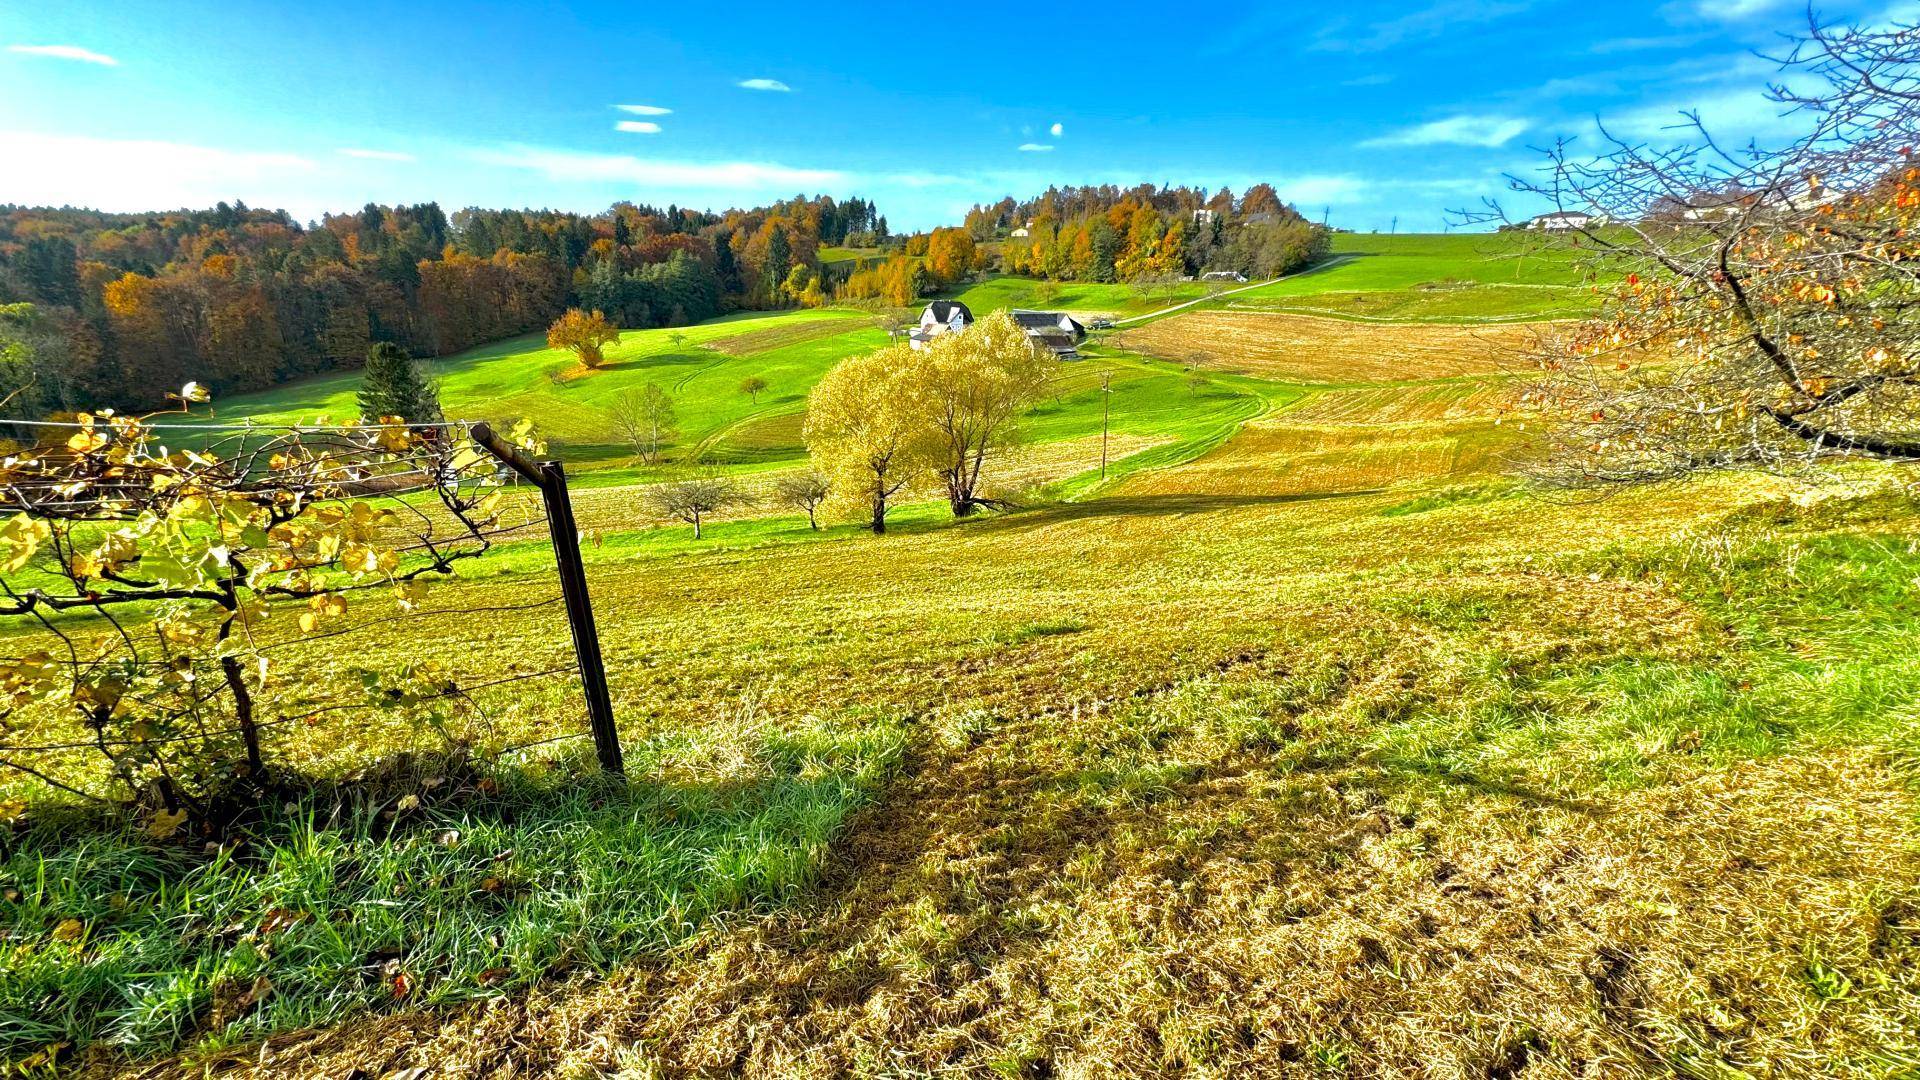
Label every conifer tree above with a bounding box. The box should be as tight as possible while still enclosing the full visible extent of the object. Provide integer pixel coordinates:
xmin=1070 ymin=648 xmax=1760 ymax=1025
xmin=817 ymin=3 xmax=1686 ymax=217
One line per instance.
xmin=357 ymin=342 xmax=442 ymax=423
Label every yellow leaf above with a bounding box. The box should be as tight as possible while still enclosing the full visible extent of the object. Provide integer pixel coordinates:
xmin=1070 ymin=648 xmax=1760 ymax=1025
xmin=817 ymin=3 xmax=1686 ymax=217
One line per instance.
xmin=147 ymin=807 xmax=188 ymax=838
xmin=65 ymin=429 xmax=108 ymax=453
xmin=0 ymin=798 xmax=26 ymax=823
xmin=51 ymin=918 xmax=85 ymax=942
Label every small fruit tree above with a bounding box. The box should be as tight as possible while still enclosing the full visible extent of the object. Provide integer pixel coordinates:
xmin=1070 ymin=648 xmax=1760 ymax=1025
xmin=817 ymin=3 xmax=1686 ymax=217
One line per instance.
xmin=0 ymin=390 xmax=543 ymax=821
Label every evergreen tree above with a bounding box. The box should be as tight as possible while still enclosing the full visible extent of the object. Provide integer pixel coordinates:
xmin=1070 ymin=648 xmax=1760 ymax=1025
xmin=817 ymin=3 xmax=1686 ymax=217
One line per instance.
xmin=357 ymin=342 xmax=441 ymax=423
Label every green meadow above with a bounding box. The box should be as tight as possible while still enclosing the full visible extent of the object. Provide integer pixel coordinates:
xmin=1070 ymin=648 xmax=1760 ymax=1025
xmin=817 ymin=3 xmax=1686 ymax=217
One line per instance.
xmin=10 ymin=238 xmax=1920 ymax=1076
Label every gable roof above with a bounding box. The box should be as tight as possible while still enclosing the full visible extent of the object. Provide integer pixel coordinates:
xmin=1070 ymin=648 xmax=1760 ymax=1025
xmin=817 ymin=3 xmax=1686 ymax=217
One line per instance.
xmin=1009 ymin=309 xmax=1085 ymax=337
xmin=923 ymin=300 xmax=973 ymax=324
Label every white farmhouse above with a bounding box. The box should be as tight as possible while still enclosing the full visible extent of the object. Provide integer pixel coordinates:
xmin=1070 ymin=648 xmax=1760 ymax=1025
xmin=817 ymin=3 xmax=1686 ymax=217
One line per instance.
xmin=909 ymin=300 xmax=973 ymax=350
xmin=1528 ymin=210 xmax=1595 ymax=231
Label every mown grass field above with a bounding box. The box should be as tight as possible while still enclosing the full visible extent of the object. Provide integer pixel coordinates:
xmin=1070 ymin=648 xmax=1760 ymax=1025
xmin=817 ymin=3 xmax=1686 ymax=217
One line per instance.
xmin=8 ymin=236 xmax=1920 ymax=1077
xmin=1227 ymin=231 xmax=1600 ymax=323
xmin=945 ymin=275 xmax=1223 ymax=319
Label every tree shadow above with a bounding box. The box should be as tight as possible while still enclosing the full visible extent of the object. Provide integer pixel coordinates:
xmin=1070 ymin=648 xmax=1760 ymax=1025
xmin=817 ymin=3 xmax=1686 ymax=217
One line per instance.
xmin=967 ymin=489 xmax=1385 ymax=533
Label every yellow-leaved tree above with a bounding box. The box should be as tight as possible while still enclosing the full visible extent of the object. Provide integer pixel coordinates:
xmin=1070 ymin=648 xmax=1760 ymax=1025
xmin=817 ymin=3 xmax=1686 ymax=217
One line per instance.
xmin=804 ymin=310 xmax=1052 ymax=528
xmin=909 ymin=310 xmax=1053 ymax=516
xmin=803 ymin=343 xmax=931 ymax=534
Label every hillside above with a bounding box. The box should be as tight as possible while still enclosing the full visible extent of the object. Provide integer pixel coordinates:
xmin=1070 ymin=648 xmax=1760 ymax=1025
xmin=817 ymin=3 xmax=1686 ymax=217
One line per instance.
xmin=9 ymin=236 xmax=1920 ymax=1078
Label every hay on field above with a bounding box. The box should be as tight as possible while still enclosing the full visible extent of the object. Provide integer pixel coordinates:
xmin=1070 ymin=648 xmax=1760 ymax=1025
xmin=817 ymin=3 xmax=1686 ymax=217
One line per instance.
xmin=1114 ymin=310 xmax=1541 ymax=383
xmin=705 ymin=318 xmax=862 ymax=356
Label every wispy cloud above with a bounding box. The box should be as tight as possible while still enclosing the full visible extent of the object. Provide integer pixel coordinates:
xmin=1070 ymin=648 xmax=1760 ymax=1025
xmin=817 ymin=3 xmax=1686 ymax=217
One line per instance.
xmin=615 ymin=120 xmax=662 ymax=134
xmin=1017 ymin=143 xmax=1054 ymax=152
xmin=1603 ymin=84 xmax=1805 ymax=139
xmin=1049 ymin=122 xmax=1064 ymax=137
xmin=0 ymin=131 xmax=313 ymax=211
xmin=1588 ymin=33 xmax=1707 ymax=52
xmin=1274 ymin=174 xmax=1372 ymax=205
xmin=615 ymin=104 xmax=672 ymax=116
xmin=1312 ymin=0 xmax=1530 ymax=53
xmin=1361 ymin=114 xmax=1529 ymax=148
xmin=337 ymin=147 xmax=415 ymax=162
xmin=6 ymin=43 xmax=118 ymax=66
xmin=472 ymin=145 xmax=843 ymax=190
xmin=737 ymin=78 xmax=791 ymax=92
xmin=1693 ymin=0 xmax=1785 ymax=19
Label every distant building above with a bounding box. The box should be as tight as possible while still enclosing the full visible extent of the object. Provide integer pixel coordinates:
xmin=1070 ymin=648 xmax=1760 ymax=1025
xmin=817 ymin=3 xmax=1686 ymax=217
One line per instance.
xmin=1528 ymin=210 xmax=1595 ymax=231
xmin=1200 ymin=270 xmax=1248 ymax=282
xmin=1192 ymin=208 xmax=1216 ymax=225
xmin=1010 ymin=309 xmax=1087 ymax=358
xmin=1010 ymin=226 xmax=1030 ymax=238
xmin=909 ymin=300 xmax=972 ymax=350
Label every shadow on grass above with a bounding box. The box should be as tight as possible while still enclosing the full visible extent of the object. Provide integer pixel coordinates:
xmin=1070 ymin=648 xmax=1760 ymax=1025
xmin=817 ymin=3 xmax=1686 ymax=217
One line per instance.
xmin=968 ymin=489 xmax=1385 ymax=532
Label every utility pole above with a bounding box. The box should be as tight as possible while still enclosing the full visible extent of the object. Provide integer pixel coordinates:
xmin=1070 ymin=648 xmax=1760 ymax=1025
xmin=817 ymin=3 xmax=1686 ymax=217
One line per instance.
xmin=1100 ymin=370 xmax=1112 ymax=479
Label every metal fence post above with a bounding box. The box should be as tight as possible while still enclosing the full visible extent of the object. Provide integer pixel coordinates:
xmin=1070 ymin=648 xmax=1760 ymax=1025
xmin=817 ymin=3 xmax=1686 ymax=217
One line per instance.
xmin=469 ymin=423 xmax=624 ymax=775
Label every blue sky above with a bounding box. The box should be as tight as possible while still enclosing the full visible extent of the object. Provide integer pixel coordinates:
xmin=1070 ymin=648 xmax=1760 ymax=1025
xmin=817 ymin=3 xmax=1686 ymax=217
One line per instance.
xmin=0 ymin=0 xmax=1904 ymax=232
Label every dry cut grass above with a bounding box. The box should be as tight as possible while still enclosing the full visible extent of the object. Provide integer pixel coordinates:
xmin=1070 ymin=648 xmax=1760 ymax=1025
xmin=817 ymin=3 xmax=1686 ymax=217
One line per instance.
xmin=1114 ymin=310 xmax=1541 ymax=383
xmin=706 ymin=317 xmax=867 ymax=356
xmin=49 ymin=350 xmax=1920 ymax=1079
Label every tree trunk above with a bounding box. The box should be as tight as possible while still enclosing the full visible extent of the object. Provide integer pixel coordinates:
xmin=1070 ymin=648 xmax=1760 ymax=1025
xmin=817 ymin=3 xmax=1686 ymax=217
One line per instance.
xmin=870 ymin=495 xmax=887 ymax=534
xmin=220 ymin=654 xmax=264 ymax=777
xmin=216 ymin=600 xmax=265 ymax=777
xmin=692 ymin=514 xmax=702 ymax=539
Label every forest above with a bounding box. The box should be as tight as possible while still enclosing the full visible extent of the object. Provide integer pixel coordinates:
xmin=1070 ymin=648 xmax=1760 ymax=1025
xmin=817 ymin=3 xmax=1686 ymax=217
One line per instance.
xmin=0 ymin=194 xmax=884 ymax=415
xmin=0 ymin=179 xmax=1325 ymax=418
xmin=840 ymin=182 xmax=1330 ymax=306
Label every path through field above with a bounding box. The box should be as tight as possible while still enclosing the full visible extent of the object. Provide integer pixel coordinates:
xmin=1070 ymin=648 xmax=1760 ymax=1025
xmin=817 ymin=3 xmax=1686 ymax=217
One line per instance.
xmin=146 ymin=319 xmax=1920 ymax=1080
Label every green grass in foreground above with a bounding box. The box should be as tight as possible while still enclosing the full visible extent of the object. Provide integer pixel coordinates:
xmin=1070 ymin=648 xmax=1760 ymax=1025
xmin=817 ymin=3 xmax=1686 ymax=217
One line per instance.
xmin=1 ymin=715 xmax=905 ymax=1057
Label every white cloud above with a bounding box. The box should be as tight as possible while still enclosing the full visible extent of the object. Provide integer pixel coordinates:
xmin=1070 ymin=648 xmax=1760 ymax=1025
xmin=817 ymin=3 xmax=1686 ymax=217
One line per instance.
xmin=0 ymin=131 xmax=314 ymax=211
xmin=1049 ymin=122 xmax=1064 ymax=137
xmin=615 ymin=120 xmax=662 ymax=134
xmin=472 ymin=144 xmax=843 ymax=191
xmin=1361 ymin=114 xmax=1529 ymax=148
xmin=1693 ymin=0 xmax=1783 ymax=18
xmin=1017 ymin=143 xmax=1053 ymax=152
xmin=7 ymin=44 xmax=118 ymax=66
xmin=737 ymin=78 xmax=791 ymax=92
xmin=1604 ymin=85 xmax=1808 ymax=139
xmin=1275 ymin=174 xmax=1372 ymax=205
xmin=1312 ymin=0 xmax=1530 ymax=53
xmin=337 ymin=147 xmax=415 ymax=162
xmin=615 ymin=104 xmax=672 ymax=116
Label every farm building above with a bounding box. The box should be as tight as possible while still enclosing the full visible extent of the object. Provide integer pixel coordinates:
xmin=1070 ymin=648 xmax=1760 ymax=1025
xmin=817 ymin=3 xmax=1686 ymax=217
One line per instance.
xmin=909 ymin=300 xmax=973 ymax=350
xmin=1200 ymin=270 xmax=1248 ymax=282
xmin=1527 ymin=210 xmax=1595 ymax=230
xmin=1011 ymin=309 xmax=1087 ymax=358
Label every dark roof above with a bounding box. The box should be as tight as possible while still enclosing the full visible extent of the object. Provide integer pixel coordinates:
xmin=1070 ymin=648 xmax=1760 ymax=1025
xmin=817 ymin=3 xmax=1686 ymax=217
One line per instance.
xmin=1009 ymin=309 xmax=1086 ymax=340
xmin=1030 ymin=329 xmax=1079 ymax=351
xmin=923 ymin=300 xmax=972 ymax=323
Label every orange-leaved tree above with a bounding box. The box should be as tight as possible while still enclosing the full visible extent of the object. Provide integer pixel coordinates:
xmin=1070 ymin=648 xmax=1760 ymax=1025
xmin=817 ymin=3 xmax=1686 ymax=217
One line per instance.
xmin=1466 ymin=16 xmax=1920 ymax=486
xmin=547 ymin=308 xmax=620 ymax=368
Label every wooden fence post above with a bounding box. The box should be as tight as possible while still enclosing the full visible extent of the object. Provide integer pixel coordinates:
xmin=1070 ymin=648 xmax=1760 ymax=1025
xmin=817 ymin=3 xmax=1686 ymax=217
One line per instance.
xmin=469 ymin=423 xmax=624 ymax=775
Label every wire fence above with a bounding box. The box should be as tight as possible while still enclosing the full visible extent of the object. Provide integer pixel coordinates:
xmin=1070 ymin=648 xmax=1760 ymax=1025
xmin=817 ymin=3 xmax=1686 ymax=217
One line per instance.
xmin=0 ymin=414 xmax=614 ymax=807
